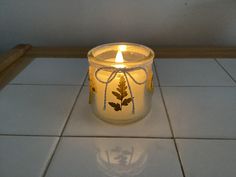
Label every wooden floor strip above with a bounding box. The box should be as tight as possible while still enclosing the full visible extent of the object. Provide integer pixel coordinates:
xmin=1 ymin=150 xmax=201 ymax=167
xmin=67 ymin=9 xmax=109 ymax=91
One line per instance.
xmin=25 ymin=46 xmax=236 ymax=58
xmin=0 ymin=44 xmax=31 ymax=73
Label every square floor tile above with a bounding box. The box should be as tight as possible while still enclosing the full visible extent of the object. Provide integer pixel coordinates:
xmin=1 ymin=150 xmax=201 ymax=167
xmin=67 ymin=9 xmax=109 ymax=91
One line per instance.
xmin=0 ymin=85 xmax=79 ymax=135
xmin=217 ymin=59 xmax=236 ymax=82
xmin=84 ymin=64 xmax=158 ymax=86
xmin=177 ymin=139 xmax=236 ymax=177
xmin=162 ymin=87 xmax=236 ymax=138
xmin=11 ymin=58 xmax=88 ymax=85
xmin=45 ymin=138 xmax=183 ymax=177
xmin=63 ymin=86 xmax=171 ymax=137
xmin=155 ymin=59 xmax=235 ymax=86
xmin=0 ymin=136 xmax=58 ymax=177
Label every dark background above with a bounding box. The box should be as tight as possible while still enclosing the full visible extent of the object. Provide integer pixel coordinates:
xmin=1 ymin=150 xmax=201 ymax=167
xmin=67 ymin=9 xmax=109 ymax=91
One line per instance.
xmin=0 ymin=0 xmax=236 ymax=53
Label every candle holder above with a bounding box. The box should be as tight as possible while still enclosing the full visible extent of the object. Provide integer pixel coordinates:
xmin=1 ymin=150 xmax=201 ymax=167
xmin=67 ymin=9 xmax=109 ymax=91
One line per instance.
xmin=88 ymin=42 xmax=155 ymax=124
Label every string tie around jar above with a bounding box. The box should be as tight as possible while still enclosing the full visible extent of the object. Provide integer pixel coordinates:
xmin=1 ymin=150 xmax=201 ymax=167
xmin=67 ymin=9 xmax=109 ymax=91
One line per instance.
xmin=95 ymin=66 xmax=147 ymax=114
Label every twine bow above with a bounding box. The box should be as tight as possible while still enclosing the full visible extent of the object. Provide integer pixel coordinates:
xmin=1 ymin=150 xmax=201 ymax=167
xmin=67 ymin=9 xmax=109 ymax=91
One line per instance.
xmin=95 ymin=66 xmax=147 ymax=114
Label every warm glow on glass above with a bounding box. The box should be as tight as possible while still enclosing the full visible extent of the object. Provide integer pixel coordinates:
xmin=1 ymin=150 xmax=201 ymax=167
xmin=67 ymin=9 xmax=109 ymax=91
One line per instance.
xmin=118 ymin=45 xmax=127 ymax=52
xmin=115 ymin=50 xmax=125 ymax=68
xmin=115 ymin=50 xmax=124 ymax=63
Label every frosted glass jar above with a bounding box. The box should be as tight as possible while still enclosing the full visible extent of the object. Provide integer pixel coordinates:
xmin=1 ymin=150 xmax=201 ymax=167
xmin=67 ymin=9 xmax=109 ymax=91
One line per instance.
xmin=88 ymin=42 xmax=155 ymax=124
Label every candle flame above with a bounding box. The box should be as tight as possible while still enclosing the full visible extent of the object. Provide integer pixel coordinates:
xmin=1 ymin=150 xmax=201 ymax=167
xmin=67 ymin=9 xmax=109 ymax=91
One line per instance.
xmin=114 ymin=45 xmax=126 ymax=68
xmin=115 ymin=50 xmax=124 ymax=63
xmin=118 ymin=45 xmax=127 ymax=52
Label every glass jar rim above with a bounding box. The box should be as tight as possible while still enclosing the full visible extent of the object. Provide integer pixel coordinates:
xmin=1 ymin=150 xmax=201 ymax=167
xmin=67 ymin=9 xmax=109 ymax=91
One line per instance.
xmin=88 ymin=42 xmax=155 ymax=67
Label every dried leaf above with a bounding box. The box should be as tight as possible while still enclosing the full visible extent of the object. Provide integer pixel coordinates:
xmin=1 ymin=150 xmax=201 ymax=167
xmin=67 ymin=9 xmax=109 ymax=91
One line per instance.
xmin=146 ymin=67 xmax=154 ymax=93
xmin=122 ymin=98 xmax=132 ymax=106
xmin=112 ymin=91 xmax=122 ymax=100
xmin=117 ymin=76 xmax=128 ymax=99
xmin=109 ymin=75 xmax=132 ymax=111
xmin=123 ymin=91 xmax=128 ymax=98
xmin=116 ymin=88 xmax=121 ymax=93
xmin=108 ymin=102 xmax=121 ymax=111
xmin=89 ymin=66 xmax=96 ymax=104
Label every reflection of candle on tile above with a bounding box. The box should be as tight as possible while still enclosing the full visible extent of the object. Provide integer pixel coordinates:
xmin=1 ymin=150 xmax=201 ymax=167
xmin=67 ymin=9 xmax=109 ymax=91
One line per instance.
xmin=88 ymin=43 xmax=155 ymax=124
xmin=95 ymin=139 xmax=148 ymax=177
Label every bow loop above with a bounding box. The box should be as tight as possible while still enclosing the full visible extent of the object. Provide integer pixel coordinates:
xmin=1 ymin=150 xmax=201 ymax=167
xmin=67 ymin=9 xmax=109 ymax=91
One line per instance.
xmin=124 ymin=67 xmax=147 ymax=85
xmin=95 ymin=67 xmax=118 ymax=84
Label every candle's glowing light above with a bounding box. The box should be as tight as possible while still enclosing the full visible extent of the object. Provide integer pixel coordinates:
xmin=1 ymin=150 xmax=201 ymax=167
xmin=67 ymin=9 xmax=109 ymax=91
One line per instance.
xmin=115 ymin=51 xmax=124 ymax=63
xmin=115 ymin=49 xmax=125 ymax=68
xmin=118 ymin=45 xmax=127 ymax=52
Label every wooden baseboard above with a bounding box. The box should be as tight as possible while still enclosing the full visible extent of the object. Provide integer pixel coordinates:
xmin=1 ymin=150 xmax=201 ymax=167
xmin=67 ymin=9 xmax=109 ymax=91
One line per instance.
xmin=25 ymin=46 xmax=236 ymax=58
xmin=26 ymin=47 xmax=89 ymax=58
xmin=0 ymin=44 xmax=31 ymax=73
xmin=153 ymin=47 xmax=236 ymax=58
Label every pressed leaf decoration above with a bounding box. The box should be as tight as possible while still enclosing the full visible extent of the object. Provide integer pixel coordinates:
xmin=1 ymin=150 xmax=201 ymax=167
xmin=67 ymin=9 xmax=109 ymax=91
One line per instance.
xmin=89 ymin=66 xmax=96 ymax=104
xmin=108 ymin=102 xmax=121 ymax=111
xmin=146 ymin=67 xmax=154 ymax=93
xmin=108 ymin=75 xmax=132 ymax=111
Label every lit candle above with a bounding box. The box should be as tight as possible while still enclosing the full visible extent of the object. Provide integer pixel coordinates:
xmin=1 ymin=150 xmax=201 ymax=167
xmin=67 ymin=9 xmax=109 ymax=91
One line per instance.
xmin=88 ymin=43 xmax=154 ymax=124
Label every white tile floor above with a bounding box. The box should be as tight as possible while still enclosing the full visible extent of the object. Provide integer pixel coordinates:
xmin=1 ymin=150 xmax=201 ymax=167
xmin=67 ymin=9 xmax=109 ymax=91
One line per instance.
xmin=155 ymin=59 xmax=235 ymax=86
xmin=0 ymin=136 xmax=58 ymax=177
xmin=0 ymin=57 xmax=236 ymax=177
xmin=177 ymin=139 xmax=236 ymax=177
xmin=162 ymin=87 xmax=236 ymax=138
xmin=216 ymin=58 xmax=236 ymax=82
xmin=0 ymin=84 xmax=80 ymax=135
xmin=11 ymin=58 xmax=88 ymax=85
xmin=45 ymin=138 xmax=183 ymax=177
xmin=63 ymin=86 xmax=172 ymax=137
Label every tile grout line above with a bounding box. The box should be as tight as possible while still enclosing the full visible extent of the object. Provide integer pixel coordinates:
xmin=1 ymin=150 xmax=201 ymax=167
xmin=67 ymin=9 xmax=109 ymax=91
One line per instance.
xmin=159 ymin=87 xmax=186 ymax=177
xmin=8 ymin=83 xmax=236 ymax=87
xmin=1 ymin=132 xmax=236 ymax=140
xmin=41 ymin=71 xmax=88 ymax=177
xmin=41 ymin=137 xmax=61 ymax=177
xmin=1 ymin=133 xmax=236 ymax=140
xmin=0 ymin=134 xmax=59 ymax=137
xmin=175 ymin=137 xmax=236 ymax=140
xmin=160 ymin=85 xmax=236 ymax=87
xmin=153 ymin=61 xmax=161 ymax=87
xmin=214 ymin=58 xmax=236 ymax=84
xmin=153 ymin=61 xmax=186 ymax=177
xmin=9 ymin=83 xmax=84 ymax=86
xmin=62 ymin=135 xmax=173 ymax=139
xmin=60 ymin=71 xmax=88 ymax=136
